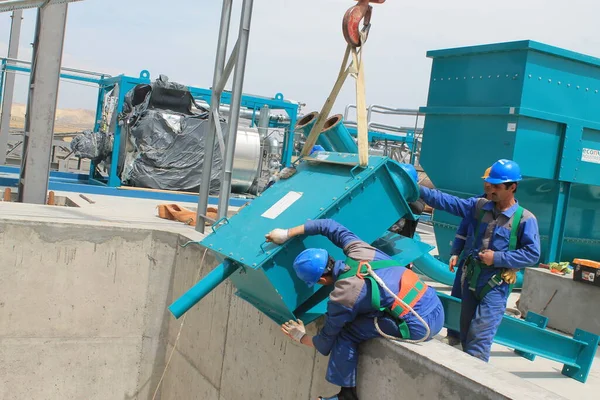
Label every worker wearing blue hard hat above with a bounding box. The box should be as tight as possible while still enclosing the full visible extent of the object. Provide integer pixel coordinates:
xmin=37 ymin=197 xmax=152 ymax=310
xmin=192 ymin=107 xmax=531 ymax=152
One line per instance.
xmin=387 ymin=163 xmax=425 ymax=239
xmin=265 ymin=219 xmax=444 ymax=400
xmin=419 ymin=159 xmax=540 ymax=362
xmin=442 ymin=166 xmax=494 ymax=347
xmin=398 ymin=162 xmax=419 ymax=184
xmin=310 ymin=144 xmax=326 ymax=154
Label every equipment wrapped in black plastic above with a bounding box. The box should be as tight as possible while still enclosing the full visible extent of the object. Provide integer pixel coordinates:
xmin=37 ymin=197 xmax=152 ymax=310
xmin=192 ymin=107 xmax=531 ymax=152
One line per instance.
xmin=70 ymin=130 xmax=113 ymax=164
xmin=120 ymin=75 xmax=224 ymax=193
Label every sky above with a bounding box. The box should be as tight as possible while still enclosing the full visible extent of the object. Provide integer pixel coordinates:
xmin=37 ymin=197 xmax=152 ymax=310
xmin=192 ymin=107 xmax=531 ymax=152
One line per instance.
xmin=0 ymin=0 xmax=599 ymax=123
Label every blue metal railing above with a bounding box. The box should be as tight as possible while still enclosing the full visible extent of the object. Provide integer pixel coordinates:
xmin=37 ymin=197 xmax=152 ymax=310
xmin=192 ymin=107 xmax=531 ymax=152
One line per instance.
xmin=439 ymin=292 xmax=599 ymax=383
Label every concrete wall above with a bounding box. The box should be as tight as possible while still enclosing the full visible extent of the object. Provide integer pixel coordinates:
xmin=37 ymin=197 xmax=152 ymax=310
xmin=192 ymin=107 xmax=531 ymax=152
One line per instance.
xmin=0 ymin=220 xmax=565 ymax=400
xmin=518 ymin=268 xmax=600 ymax=337
xmin=0 ymin=221 xmax=175 ymax=400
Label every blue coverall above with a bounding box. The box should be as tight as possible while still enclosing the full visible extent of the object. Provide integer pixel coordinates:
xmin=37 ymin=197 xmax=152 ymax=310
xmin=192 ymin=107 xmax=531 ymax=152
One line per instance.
xmin=447 ymin=194 xmax=485 ymax=340
xmin=419 ymin=187 xmax=541 ymax=361
xmin=305 ymin=219 xmax=445 ymax=387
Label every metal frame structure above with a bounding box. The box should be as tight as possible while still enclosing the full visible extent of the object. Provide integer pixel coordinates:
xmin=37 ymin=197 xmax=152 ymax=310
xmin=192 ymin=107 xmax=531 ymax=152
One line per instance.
xmin=196 ymin=0 xmax=254 ymax=232
xmin=0 ymin=0 xmax=81 ymax=13
xmin=0 ymin=60 xmax=299 ymax=197
xmin=440 ymin=293 xmax=599 ymax=383
xmin=0 ymin=9 xmax=22 ymax=165
xmin=0 ymin=0 xmax=299 ymax=210
xmin=0 ymin=63 xmax=298 ymax=204
xmin=344 ymin=104 xmax=422 ymax=164
xmin=87 ymin=70 xmax=299 ymax=188
xmin=17 ymin=1 xmax=68 ymax=203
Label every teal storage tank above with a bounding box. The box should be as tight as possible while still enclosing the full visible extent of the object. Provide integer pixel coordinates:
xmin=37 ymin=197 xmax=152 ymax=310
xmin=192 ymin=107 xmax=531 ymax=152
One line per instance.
xmin=419 ymin=40 xmax=600 ymax=265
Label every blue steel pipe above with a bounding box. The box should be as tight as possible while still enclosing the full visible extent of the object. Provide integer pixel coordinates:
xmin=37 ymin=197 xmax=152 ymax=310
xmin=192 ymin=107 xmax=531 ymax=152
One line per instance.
xmin=169 ymin=259 xmax=239 ymax=319
xmin=321 ymin=114 xmax=358 ymax=154
xmin=295 ymin=111 xmax=334 ymax=151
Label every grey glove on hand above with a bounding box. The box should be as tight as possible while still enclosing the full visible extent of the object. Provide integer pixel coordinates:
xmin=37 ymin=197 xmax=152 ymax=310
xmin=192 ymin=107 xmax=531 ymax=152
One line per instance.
xmin=282 ymin=319 xmax=306 ymax=343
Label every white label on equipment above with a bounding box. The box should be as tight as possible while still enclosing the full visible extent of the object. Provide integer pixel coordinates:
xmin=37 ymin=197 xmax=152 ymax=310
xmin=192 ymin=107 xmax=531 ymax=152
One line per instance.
xmin=509 ymin=107 xmax=515 ymax=114
xmin=507 ymin=123 xmax=517 ymax=132
xmin=582 ymin=148 xmax=600 ymax=164
xmin=261 ymin=191 xmax=303 ymax=220
xmin=315 ymin=153 xmax=329 ymax=160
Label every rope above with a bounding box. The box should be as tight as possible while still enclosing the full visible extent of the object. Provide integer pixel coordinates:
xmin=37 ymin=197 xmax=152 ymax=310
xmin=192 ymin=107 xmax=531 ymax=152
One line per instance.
xmin=363 ymin=263 xmax=431 ymax=344
xmin=151 ymin=247 xmax=209 ymax=400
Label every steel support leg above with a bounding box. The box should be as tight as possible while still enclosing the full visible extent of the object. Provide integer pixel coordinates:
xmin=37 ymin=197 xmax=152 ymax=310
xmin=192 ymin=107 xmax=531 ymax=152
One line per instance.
xmin=217 ymin=0 xmax=254 ymax=218
xmin=546 ymin=181 xmax=571 ymax=263
xmin=0 ymin=10 xmax=23 ymax=165
xmin=18 ymin=3 xmax=68 ymax=204
xmin=196 ymin=0 xmax=233 ymax=233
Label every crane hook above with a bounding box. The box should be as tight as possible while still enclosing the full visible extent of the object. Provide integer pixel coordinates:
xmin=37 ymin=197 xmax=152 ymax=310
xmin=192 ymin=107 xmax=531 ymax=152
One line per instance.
xmin=342 ymin=0 xmax=385 ymax=48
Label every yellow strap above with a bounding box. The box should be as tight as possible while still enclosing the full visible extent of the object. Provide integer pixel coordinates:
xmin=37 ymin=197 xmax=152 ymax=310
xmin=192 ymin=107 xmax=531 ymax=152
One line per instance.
xmin=352 ymin=38 xmax=369 ymax=167
xmin=300 ymin=45 xmax=352 ymax=157
xmin=301 ymin=32 xmax=369 ymax=167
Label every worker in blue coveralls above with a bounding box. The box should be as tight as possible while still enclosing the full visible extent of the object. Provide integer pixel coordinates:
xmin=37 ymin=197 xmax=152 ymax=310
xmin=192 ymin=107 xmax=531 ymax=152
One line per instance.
xmin=265 ymin=217 xmax=445 ymax=400
xmin=442 ymin=166 xmax=493 ymax=346
xmin=420 ymin=159 xmax=541 ymax=362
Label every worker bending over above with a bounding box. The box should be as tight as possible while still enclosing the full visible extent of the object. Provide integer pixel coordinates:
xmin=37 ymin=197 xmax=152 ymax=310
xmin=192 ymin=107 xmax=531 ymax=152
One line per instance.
xmin=420 ymin=159 xmax=540 ymax=361
xmin=266 ymin=219 xmax=444 ymax=400
xmin=443 ymin=166 xmax=493 ymax=346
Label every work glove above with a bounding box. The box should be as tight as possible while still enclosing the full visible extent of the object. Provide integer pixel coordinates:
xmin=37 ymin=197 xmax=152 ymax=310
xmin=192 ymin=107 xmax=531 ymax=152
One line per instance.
xmin=266 ymin=167 xmax=297 ymax=189
xmin=449 ymin=255 xmax=458 ymax=272
xmin=278 ymin=167 xmax=297 ymax=180
xmin=265 ymin=228 xmax=289 ymax=244
xmin=281 ymin=319 xmax=306 ymax=343
xmin=502 ymin=269 xmax=518 ymax=285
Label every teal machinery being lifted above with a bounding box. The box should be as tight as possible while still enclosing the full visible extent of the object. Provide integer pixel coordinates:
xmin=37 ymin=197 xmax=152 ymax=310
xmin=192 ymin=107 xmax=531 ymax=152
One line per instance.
xmin=169 ymin=40 xmax=600 ymax=382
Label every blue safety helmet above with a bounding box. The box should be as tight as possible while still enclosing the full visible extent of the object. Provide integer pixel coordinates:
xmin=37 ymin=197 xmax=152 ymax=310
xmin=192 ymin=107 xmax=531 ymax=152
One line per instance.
xmin=310 ymin=145 xmax=325 ymax=155
xmin=399 ymin=163 xmax=418 ymax=184
xmin=293 ymin=248 xmax=329 ymax=287
xmin=484 ymin=159 xmax=522 ymax=184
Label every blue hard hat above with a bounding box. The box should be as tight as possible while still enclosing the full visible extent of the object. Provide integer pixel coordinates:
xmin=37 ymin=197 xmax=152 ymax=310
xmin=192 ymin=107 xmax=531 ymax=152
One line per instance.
xmin=293 ymin=248 xmax=329 ymax=287
xmin=399 ymin=163 xmax=418 ymax=183
xmin=484 ymin=159 xmax=522 ymax=184
xmin=310 ymin=145 xmax=325 ymax=155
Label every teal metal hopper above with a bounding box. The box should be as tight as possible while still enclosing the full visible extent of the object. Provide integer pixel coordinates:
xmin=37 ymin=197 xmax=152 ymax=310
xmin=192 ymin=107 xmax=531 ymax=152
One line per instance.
xmin=169 ymin=152 xmax=432 ymax=324
xmin=419 ymin=40 xmax=600 ymax=265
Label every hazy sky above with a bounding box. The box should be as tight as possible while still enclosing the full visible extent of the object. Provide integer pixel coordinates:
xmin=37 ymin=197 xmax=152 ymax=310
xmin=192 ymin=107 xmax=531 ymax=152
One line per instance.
xmin=0 ymin=0 xmax=598 ymax=122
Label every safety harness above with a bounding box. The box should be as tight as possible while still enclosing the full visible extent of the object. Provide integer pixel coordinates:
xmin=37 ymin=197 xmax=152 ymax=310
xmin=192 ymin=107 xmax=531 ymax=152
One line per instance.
xmin=465 ymin=206 xmax=524 ymax=300
xmin=338 ymin=258 xmax=428 ymax=339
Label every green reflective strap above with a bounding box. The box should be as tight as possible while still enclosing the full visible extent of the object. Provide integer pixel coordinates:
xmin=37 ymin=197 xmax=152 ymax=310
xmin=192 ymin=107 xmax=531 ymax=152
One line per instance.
xmin=398 ymin=320 xmax=411 ymax=339
xmin=402 ymin=280 xmax=425 ymax=306
xmin=342 ymin=258 xmax=413 ymax=339
xmin=467 ymin=208 xmax=487 ymax=291
xmin=509 ymin=206 xmax=524 ymax=251
xmin=468 ymin=261 xmax=482 ymax=292
xmin=341 ymin=258 xmax=398 ymax=311
xmin=471 ymin=206 xmax=524 ymax=300
xmin=478 ymin=273 xmax=504 ymax=299
xmin=388 ymin=305 xmax=402 ymax=320
xmin=339 ymin=259 xmax=399 ymax=281
xmin=367 ymin=276 xmax=381 ymax=310
xmin=344 ymin=258 xmax=398 ymax=271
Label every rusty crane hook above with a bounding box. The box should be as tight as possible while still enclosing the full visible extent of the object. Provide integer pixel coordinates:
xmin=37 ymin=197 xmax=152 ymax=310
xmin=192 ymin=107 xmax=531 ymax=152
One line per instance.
xmin=342 ymin=0 xmax=385 ymax=48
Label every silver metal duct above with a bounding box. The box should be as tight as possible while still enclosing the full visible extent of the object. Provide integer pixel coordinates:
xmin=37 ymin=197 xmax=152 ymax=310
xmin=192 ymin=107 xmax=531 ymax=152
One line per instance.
xmin=196 ymin=100 xmax=291 ymax=124
xmin=231 ymin=128 xmax=261 ymax=193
